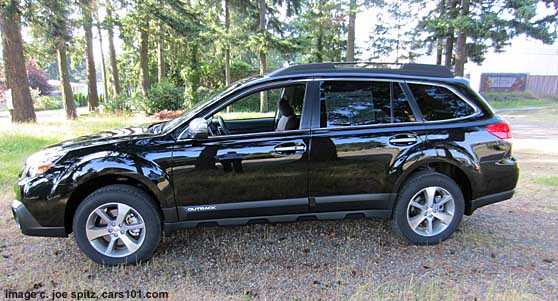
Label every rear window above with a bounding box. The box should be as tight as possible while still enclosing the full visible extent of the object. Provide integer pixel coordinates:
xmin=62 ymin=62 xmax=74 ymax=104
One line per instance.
xmin=409 ymin=84 xmax=476 ymax=121
xmin=320 ymin=81 xmax=416 ymax=127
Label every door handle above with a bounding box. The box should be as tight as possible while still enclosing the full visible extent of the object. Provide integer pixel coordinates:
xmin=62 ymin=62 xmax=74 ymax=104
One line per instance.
xmin=389 ymin=134 xmax=418 ymax=146
xmin=274 ymin=143 xmax=306 ymax=155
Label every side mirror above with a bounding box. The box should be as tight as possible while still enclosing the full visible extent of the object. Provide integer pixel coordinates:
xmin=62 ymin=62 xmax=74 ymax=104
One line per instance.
xmin=188 ymin=118 xmax=209 ymax=139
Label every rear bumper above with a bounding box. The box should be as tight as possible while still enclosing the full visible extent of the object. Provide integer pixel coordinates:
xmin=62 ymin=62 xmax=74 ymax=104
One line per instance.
xmin=466 ymin=189 xmax=515 ymax=215
xmin=11 ymin=200 xmax=67 ymax=237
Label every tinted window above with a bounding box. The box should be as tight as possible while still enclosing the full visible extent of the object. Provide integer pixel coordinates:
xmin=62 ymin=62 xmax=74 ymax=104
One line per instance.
xmin=409 ymin=84 xmax=476 ymax=121
xmin=320 ymin=81 xmax=415 ymax=127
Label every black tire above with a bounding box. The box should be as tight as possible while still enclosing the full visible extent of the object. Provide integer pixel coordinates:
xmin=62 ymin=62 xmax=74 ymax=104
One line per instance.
xmin=391 ymin=171 xmax=464 ymax=245
xmin=72 ymin=184 xmax=162 ymax=265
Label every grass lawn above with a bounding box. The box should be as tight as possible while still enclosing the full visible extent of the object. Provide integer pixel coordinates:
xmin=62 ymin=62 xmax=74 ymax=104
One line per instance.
xmin=0 ymin=113 xmax=152 ymax=190
xmin=534 ymin=176 xmax=558 ymax=186
xmin=482 ymin=92 xmax=558 ymax=109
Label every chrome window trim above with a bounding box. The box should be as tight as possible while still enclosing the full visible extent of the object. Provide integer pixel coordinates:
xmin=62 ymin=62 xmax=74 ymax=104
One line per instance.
xmin=178 ymin=79 xmax=313 ymax=140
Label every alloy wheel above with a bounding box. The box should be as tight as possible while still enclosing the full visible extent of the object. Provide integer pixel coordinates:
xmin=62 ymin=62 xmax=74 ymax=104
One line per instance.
xmin=85 ymin=202 xmax=146 ymax=258
xmin=406 ymin=186 xmax=456 ymax=237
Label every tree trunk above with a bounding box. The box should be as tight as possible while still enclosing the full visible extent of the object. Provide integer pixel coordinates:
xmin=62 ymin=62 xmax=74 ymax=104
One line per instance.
xmin=96 ymin=20 xmax=109 ymax=100
xmin=225 ymin=0 xmax=231 ymax=113
xmin=157 ymin=34 xmax=165 ymax=82
xmin=346 ymin=0 xmax=356 ymax=62
xmin=444 ymin=35 xmax=454 ymax=68
xmin=0 ymin=7 xmax=36 ymax=123
xmin=436 ymin=0 xmax=446 ymax=65
xmin=56 ymin=41 xmax=77 ymax=119
xmin=454 ymin=0 xmax=470 ymax=77
xmin=106 ymin=1 xmax=120 ymax=96
xmin=224 ymin=0 xmax=231 ymax=87
xmin=258 ymin=0 xmax=267 ymax=113
xmin=82 ymin=0 xmax=99 ymax=111
xmin=444 ymin=0 xmax=458 ymax=68
xmin=259 ymin=49 xmax=267 ymax=113
xmin=139 ymin=16 xmax=150 ymax=97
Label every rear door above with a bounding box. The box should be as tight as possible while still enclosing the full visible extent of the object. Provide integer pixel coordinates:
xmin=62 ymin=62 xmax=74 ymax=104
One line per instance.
xmin=308 ymin=79 xmax=428 ymax=213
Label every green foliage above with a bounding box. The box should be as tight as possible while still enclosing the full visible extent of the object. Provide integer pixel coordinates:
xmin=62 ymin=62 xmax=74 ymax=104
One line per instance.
xmin=13 ymin=0 xmax=556 ymax=119
xmin=145 ymin=81 xmax=184 ymax=114
xmin=368 ymin=0 xmax=425 ymax=63
xmin=291 ymin=0 xmax=347 ymax=63
xmin=100 ymin=93 xmax=139 ymax=113
xmin=31 ymin=88 xmax=62 ymax=111
xmin=418 ymin=0 xmax=557 ymax=65
xmin=73 ymin=92 xmax=87 ymax=107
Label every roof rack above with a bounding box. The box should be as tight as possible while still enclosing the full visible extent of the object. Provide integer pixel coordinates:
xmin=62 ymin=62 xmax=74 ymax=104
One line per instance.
xmin=268 ymin=62 xmax=454 ymax=78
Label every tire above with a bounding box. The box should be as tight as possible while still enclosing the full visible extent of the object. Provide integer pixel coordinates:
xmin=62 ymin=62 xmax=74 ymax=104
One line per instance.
xmin=391 ymin=171 xmax=464 ymax=245
xmin=72 ymin=184 xmax=162 ymax=265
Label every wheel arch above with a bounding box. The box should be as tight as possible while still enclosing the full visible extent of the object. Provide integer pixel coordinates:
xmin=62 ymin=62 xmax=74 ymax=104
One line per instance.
xmin=60 ymin=152 xmax=176 ymax=234
xmin=393 ymin=158 xmax=476 ymax=215
xmin=64 ymin=174 xmax=169 ymax=234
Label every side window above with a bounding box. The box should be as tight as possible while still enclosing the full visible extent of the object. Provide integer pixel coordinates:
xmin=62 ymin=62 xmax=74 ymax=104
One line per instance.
xmin=210 ymin=84 xmax=306 ymax=135
xmin=408 ymin=84 xmax=476 ymax=121
xmin=220 ymin=89 xmax=278 ymax=121
xmin=320 ymin=81 xmax=415 ymax=127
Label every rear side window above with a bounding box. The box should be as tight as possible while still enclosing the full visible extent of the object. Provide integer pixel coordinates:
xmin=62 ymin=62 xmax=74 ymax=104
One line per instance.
xmin=320 ymin=81 xmax=416 ymax=127
xmin=409 ymin=84 xmax=476 ymax=121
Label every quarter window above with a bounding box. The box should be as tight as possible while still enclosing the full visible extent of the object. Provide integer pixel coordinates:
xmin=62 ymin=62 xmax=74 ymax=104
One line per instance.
xmin=320 ymin=81 xmax=415 ymax=127
xmin=409 ymin=84 xmax=476 ymax=121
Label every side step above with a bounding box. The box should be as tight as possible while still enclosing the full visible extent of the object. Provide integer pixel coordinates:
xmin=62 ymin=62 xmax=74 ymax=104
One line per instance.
xmin=163 ymin=210 xmax=391 ymax=233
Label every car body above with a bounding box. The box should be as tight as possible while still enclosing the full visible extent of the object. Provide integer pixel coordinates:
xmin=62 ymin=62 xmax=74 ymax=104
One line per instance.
xmin=11 ymin=63 xmax=519 ymax=264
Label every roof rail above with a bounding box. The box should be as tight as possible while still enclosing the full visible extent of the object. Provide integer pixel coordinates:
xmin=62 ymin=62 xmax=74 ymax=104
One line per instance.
xmin=268 ymin=62 xmax=454 ymax=78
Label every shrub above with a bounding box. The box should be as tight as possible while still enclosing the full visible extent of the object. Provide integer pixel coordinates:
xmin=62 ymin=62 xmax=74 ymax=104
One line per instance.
xmin=26 ymin=60 xmax=52 ymax=96
xmin=145 ymin=81 xmax=184 ymax=114
xmin=101 ymin=94 xmax=133 ymax=113
xmin=33 ymin=88 xmax=62 ymax=111
xmin=74 ymin=92 xmax=88 ymax=107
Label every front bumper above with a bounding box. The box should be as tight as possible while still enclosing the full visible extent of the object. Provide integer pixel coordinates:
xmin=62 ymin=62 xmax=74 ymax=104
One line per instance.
xmin=11 ymin=200 xmax=67 ymax=237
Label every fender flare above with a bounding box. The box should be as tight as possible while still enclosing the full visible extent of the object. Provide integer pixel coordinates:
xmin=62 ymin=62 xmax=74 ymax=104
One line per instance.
xmin=57 ymin=150 xmax=175 ymax=212
xmin=390 ymin=147 xmax=480 ymax=199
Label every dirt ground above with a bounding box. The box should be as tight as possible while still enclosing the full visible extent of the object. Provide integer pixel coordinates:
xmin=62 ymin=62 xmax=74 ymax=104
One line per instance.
xmin=1 ymin=108 xmax=557 ymax=300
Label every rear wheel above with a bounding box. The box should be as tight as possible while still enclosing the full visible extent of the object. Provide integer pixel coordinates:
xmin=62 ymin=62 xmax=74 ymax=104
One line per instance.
xmin=72 ymin=185 xmax=161 ymax=265
xmin=392 ymin=172 xmax=464 ymax=245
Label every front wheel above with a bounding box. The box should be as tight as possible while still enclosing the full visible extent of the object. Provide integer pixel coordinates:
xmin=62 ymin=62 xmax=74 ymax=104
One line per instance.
xmin=392 ymin=172 xmax=464 ymax=245
xmin=73 ymin=185 xmax=162 ymax=265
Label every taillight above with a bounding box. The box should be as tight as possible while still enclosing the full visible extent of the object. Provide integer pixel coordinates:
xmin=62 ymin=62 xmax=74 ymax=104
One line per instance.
xmin=486 ymin=121 xmax=512 ymax=139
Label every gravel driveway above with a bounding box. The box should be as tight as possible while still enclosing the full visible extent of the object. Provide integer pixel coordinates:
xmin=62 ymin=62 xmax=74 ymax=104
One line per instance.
xmin=1 ymin=108 xmax=557 ymax=300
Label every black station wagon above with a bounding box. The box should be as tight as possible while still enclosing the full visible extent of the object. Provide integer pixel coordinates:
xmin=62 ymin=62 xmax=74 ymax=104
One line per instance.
xmin=11 ymin=63 xmax=519 ymax=265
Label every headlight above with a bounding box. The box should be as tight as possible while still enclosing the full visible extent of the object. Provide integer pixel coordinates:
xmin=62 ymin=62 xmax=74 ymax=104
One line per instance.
xmin=25 ymin=147 xmax=66 ymax=177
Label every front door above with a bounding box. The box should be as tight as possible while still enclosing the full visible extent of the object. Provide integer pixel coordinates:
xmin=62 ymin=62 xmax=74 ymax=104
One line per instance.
xmin=308 ymin=79 xmax=428 ymax=213
xmin=172 ymin=82 xmax=311 ymax=221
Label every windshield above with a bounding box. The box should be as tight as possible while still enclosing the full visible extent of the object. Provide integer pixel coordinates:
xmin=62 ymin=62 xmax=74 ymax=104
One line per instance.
xmin=161 ymin=76 xmax=262 ymax=133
